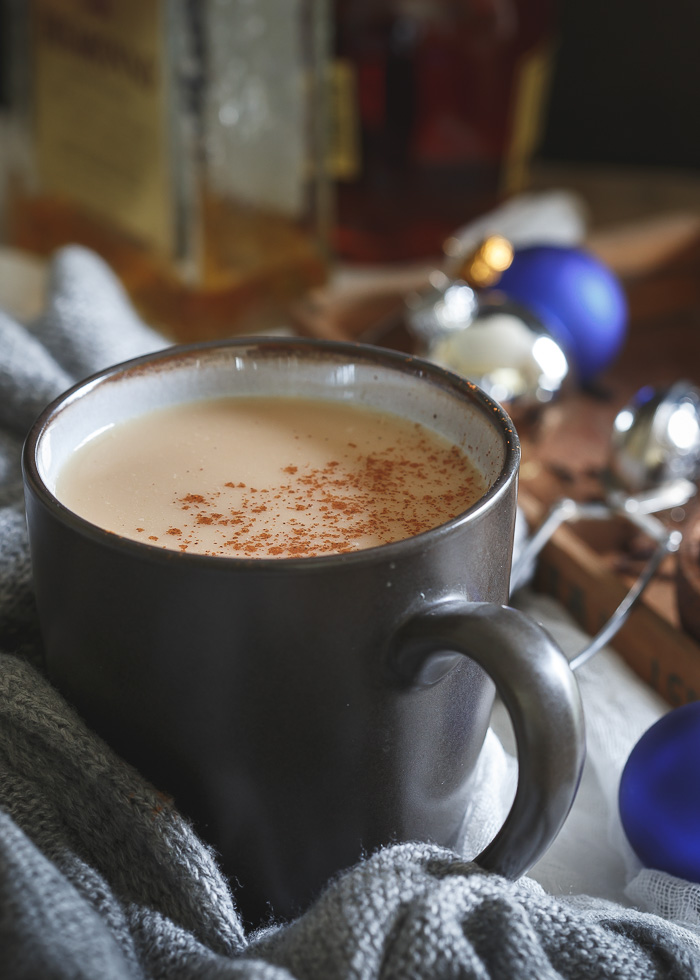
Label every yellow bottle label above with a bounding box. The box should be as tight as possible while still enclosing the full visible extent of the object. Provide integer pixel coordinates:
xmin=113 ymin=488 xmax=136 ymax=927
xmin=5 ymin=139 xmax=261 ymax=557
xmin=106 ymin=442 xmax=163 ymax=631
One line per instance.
xmin=326 ymin=58 xmax=361 ymax=181
xmin=501 ymin=39 xmax=556 ymax=196
xmin=31 ymin=0 xmax=173 ymax=254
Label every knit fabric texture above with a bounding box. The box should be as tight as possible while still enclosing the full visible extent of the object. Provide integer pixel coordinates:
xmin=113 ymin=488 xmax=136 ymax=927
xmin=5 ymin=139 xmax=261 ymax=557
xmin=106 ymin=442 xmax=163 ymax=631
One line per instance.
xmin=1 ymin=245 xmax=700 ymax=979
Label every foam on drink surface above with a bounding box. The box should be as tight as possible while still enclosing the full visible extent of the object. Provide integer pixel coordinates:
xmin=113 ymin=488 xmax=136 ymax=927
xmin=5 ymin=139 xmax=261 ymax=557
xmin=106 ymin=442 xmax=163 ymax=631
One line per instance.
xmin=56 ymin=397 xmax=487 ymax=558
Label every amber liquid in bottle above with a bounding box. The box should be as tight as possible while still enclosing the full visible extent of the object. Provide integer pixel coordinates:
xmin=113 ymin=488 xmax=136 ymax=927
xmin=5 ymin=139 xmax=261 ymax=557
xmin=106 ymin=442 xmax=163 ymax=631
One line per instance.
xmin=8 ymin=186 xmax=326 ymax=342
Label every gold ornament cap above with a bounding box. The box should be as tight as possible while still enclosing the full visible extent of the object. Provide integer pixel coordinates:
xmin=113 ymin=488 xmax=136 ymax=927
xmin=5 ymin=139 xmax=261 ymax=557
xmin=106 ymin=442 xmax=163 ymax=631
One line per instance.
xmin=446 ymin=234 xmax=514 ymax=289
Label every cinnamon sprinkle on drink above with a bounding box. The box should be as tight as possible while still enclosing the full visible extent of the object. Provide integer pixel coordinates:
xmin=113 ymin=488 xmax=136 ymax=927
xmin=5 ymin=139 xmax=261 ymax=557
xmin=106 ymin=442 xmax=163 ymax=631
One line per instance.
xmin=56 ymin=396 xmax=488 ymax=559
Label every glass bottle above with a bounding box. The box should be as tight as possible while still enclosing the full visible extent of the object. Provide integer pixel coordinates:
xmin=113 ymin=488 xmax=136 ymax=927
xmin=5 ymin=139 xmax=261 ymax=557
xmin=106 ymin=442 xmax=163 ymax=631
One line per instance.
xmin=329 ymin=0 xmax=555 ymax=263
xmin=2 ymin=0 xmax=331 ymax=341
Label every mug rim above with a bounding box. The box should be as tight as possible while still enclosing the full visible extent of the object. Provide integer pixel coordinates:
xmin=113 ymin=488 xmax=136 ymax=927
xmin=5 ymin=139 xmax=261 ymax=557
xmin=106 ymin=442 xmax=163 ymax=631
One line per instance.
xmin=22 ymin=336 xmax=520 ymax=569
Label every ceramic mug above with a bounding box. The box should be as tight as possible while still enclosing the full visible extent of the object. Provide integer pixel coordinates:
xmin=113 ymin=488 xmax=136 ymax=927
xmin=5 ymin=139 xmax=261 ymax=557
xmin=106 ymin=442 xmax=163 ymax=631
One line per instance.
xmin=23 ymin=338 xmax=584 ymax=924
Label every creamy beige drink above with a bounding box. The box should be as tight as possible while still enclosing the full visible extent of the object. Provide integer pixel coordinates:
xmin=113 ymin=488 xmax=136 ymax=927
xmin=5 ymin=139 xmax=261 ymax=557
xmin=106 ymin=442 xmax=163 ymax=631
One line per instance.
xmin=56 ymin=396 xmax=487 ymax=558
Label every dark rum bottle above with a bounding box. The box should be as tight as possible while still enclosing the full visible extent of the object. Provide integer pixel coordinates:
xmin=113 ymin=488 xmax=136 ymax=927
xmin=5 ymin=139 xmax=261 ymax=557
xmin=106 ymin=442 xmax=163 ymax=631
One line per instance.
xmin=330 ymin=0 xmax=555 ymax=263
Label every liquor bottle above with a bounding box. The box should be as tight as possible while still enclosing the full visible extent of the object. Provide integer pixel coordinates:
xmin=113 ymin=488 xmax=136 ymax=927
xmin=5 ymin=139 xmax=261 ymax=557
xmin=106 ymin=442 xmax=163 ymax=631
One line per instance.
xmin=2 ymin=0 xmax=331 ymax=341
xmin=329 ymin=0 xmax=555 ymax=263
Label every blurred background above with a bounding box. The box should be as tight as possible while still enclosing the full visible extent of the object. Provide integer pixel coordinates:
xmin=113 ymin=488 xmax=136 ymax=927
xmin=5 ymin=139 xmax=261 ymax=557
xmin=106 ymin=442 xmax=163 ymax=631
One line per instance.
xmin=535 ymin=0 xmax=700 ymax=223
xmin=542 ymin=0 xmax=700 ymax=172
xmin=1 ymin=0 xmax=700 ymax=338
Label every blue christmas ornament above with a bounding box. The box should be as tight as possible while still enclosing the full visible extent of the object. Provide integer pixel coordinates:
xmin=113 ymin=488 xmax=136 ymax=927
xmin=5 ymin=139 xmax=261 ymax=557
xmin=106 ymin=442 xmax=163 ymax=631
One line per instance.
xmin=495 ymin=245 xmax=628 ymax=382
xmin=619 ymin=700 xmax=700 ymax=881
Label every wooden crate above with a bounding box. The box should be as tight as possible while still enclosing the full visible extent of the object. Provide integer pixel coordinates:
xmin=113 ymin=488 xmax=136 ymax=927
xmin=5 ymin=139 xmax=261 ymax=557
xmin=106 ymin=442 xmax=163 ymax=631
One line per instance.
xmin=518 ymin=490 xmax=700 ymax=706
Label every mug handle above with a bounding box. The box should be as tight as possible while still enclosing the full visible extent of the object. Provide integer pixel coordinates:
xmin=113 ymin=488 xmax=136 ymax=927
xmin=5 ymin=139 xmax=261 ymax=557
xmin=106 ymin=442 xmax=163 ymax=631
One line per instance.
xmin=389 ymin=599 xmax=585 ymax=878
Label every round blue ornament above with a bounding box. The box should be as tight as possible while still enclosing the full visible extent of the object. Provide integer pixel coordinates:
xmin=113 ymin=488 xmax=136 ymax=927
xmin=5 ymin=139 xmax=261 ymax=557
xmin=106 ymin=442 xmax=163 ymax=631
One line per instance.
xmin=495 ymin=245 xmax=628 ymax=382
xmin=619 ymin=700 xmax=700 ymax=881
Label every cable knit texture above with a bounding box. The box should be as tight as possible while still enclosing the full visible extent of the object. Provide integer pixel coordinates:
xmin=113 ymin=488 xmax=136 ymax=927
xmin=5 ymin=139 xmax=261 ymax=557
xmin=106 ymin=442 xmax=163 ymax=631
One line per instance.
xmin=1 ymin=245 xmax=699 ymax=978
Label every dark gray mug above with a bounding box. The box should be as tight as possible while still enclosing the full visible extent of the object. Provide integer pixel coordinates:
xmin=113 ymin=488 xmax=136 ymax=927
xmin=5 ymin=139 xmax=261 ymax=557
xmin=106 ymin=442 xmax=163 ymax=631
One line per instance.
xmin=23 ymin=338 xmax=584 ymax=925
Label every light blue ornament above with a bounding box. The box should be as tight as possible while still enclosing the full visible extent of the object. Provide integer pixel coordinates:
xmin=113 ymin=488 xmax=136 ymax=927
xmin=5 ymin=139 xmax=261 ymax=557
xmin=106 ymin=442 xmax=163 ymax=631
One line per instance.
xmin=619 ymin=700 xmax=700 ymax=881
xmin=496 ymin=245 xmax=628 ymax=382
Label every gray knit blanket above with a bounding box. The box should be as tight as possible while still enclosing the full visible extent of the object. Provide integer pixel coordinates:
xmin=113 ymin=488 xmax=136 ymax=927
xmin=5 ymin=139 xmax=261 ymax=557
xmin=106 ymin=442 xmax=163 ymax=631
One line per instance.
xmin=1 ymin=246 xmax=699 ymax=979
